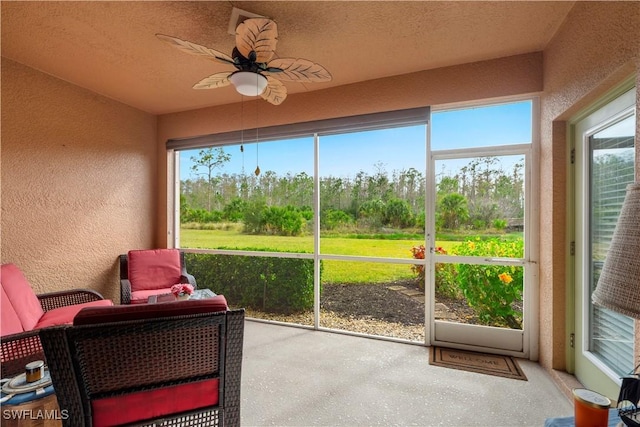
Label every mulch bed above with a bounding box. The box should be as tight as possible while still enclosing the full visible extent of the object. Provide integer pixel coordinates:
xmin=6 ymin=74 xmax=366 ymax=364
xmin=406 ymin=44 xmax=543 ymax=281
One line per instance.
xmin=321 ymin=279 xmax=479 ymax=326
xmin=321 ymin=281 xmax=424 ymax=325
xmin=246 ymin=279 xmax=481 ymax=341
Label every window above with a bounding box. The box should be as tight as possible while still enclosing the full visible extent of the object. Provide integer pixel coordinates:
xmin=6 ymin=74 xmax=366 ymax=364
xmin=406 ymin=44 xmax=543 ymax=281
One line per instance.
xmin=168 ymin=108 xmax=430 ymax=340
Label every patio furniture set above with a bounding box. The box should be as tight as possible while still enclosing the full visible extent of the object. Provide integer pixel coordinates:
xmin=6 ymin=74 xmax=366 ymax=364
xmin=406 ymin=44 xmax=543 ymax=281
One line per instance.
xmin=0 ymin=249 xmax=244 ymax=426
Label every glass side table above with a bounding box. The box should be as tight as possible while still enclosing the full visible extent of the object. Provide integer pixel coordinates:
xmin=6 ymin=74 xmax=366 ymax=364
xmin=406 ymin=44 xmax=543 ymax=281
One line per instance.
xmin=148 ymin=288 xmax=217 ymax=303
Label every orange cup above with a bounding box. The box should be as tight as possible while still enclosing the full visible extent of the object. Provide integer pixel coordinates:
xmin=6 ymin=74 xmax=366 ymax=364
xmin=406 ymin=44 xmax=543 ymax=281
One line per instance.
xmin=573 ymin=388 xmax=611 ymax=427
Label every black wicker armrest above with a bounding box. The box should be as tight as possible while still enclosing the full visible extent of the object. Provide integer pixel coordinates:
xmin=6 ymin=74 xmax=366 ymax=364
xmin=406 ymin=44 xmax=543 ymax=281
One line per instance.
xmin=37 ymin=289 xmax=105 ymax=312
xmin=120 ymin=279 xmax=132 ymax=304
xmin=1 ymin=329 xmax=44 ymax=378
xmin=180 ymin=273 xmax=197 ymax=289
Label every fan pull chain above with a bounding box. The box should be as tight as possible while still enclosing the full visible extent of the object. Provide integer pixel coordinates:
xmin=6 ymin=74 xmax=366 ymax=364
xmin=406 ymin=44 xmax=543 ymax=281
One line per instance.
xmin=255 ymin=97 xmax=261 ymax=176
xmin=240 ymin=97 xmax=245 ymax=175
xmin=255 ymin=142 xmax=260 ymax=176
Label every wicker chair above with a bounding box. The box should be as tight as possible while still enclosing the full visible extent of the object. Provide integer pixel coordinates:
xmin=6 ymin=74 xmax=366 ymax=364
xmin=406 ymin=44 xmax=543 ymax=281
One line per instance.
xmin=40 ymin=297 xmax=244 ymax=427
xmin=1 ymin=263 xmax=112 ymax=378
xmin=119 ymin=249 xmax=197 ymax=304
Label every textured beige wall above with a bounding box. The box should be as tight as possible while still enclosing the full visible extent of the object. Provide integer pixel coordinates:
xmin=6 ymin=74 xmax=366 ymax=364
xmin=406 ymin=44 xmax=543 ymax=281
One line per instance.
xmin=1 ymin=59 xmax=157 ymax=301
xmin=157 ymin=52 xmax=543 ymax=245
xmin=2 ymin=0 xmax=636 ymax=378
xmin=540 ymin=0 xmax=640 ymax=375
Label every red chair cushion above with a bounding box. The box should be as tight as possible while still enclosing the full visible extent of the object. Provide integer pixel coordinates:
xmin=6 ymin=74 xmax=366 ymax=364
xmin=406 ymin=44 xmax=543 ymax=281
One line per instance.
xmin=0 ymin=264 xmax=45 ymax=332
xmin=0 ymin=284 xmax=24 ymax=336
xmin=129 ymin=287 xmax=174 ymax=304
xmin=35 ymin=299 xmax=113 ymax=329
xmin=73 ymin=295 xmax=229 ymax=325
xmin=91 ymin=378 xmax=219 ymax=427
xmin=127 ymin=249 xmax=182 ymax=291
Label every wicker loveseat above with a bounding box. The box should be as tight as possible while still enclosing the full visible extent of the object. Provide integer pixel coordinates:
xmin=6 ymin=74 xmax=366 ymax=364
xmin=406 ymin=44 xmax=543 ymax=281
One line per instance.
xmin=40 ymin=296 xmax=244 ymax=427
xmin=0 ymin=263 xmax=113 ymax=377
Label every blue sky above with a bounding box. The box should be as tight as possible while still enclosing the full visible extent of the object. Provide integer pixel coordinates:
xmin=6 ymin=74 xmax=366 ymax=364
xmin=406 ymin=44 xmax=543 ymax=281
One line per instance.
xmin=180 ymin=100 xmax=532 ymax=180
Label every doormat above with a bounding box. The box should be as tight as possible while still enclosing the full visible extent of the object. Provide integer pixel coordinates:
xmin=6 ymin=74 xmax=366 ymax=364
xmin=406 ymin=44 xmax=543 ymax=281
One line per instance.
xmin=429 ymin=346 xmax=527 ymax=381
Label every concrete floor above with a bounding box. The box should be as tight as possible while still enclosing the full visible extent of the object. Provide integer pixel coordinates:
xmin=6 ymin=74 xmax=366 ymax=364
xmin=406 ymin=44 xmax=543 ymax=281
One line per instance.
xmin=241 ymin=321 xmax=574 ymax=427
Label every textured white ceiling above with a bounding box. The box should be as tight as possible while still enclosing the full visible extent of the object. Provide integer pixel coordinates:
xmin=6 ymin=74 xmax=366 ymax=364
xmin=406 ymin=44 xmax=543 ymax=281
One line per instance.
xmin=1 ymin=1 xmax=575 ymax=114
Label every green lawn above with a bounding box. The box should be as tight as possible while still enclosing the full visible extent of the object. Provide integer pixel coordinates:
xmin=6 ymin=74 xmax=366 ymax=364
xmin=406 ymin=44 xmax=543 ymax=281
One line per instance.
xmin=181 ymin=229 xmax=458 ymax=284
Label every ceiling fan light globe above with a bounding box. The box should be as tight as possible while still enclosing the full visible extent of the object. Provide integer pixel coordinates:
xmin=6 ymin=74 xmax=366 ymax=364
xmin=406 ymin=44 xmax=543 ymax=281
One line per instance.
xmin=229 ymin=71 xmax=268 ymax=96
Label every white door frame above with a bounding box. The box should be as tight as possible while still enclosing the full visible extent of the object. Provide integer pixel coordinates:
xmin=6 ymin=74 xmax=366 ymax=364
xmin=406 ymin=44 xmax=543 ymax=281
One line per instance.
xmin=427 ymin=143 xmax=536 ymax=358
xmin=571 ymin=86 xmax=636 ymax=399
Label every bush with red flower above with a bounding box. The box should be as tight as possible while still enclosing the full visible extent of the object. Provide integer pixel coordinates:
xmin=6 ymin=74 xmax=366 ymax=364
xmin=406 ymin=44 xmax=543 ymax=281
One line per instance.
xmin=410 ymin=245 xmax=455 ymax=294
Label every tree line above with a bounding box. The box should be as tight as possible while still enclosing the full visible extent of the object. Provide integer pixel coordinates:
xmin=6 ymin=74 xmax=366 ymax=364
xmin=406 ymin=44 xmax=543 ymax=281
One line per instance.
xmin=181 ymin=148 xmax=525 ymax=234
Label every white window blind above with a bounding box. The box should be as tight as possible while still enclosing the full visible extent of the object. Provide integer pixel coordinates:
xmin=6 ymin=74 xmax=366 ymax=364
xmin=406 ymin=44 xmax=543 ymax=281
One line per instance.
xmin=589 ymin=116 xmax=635 ymax=377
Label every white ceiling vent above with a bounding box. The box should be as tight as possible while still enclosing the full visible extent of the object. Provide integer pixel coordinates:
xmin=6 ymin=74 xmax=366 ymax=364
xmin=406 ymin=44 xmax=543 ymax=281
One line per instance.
xmin=228 ymin=7 xmax=267 ymax=35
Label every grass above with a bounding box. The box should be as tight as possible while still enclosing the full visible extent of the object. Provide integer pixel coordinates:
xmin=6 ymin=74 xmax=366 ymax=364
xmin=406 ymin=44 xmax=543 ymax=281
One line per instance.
xmin=181 ymin=229 xmax=458 ymax=253
xmin=182 ymin=229 xmax=314 ymax=253
xmin=183 ymin=229 xmax=447 ymax=283
xmin=180 ymin=229 xmax=486 ymax=284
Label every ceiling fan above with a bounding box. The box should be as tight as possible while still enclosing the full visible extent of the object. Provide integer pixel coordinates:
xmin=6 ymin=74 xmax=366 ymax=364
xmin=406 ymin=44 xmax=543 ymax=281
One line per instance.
xmin=157 ymin=18 xmax=332 ymax=105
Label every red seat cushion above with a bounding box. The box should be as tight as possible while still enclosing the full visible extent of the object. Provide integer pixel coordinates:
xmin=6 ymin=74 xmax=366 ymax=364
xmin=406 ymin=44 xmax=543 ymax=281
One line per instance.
xmin=73 ymin=295 xmax=229 ymax=325
xmin=91 ymin=378 xmax=219 ymax=427
xmin=1 ymin=264 xmax=45 ymax=332
xmin=128 ymin=249 xmax=182 ymax=291
xmin=35 ymin=299 xmax=114 ymax=329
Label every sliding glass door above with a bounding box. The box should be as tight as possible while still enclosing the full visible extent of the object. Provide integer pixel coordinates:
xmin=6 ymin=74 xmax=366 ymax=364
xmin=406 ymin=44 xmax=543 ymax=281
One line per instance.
xmin=573 ymin=87 xmax=635 ymax=399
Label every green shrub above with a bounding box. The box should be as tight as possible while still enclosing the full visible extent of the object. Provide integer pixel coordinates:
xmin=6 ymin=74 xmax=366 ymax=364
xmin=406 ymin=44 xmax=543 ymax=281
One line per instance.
xmin=322 ymin=209 xmax=353 ymax=230
xmin=433 ymin=247 xmax=460 ymax=299
xmin=263 ymin=206 xmax=306 ymax=236
xmin=243 ymin=203 xmax=307 ymax=236
xmin=471 ymin=219 xmax=487 ymax=230
xmin=358 ymin=199 xmax=386 ymax=229
xmin=223 ymin=198 xmax=247 ymax=222
xmin=182 ymin=208 xmax=222 ymax=223
xmin=185 ymin=251 xmax=317 ymax=314
xmin=243 ymin=201 xmax=267 ymax=234
xmin=453 ymin=237 xmax=524 ymax=328
xmin=384 ymin=198 xmax=414 ymax=228
xmin=414 ymin=210 xmax=426 ymax=231
xmin=299 ymin=206 xmax=313 ymax=222
xmin=437 ymin=193 xmax=468 ymax=230
xmin=493 ymin=219 xmax=507 ymax=231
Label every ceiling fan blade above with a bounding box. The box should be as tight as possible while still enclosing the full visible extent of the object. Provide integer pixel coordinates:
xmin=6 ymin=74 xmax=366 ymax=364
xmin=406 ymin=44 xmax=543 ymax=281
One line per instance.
xmin=156 ymin=34 xmax=235 ymax=65
xmin=264 ymin=58 xmax=332 ymax=83
xmin=260 ymin=77 xmax=287 ymax=105
xmin=235 ymin=18 xmax=277 ymax=63
xmin=193 ymin=72 xmax=233 ymax=90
